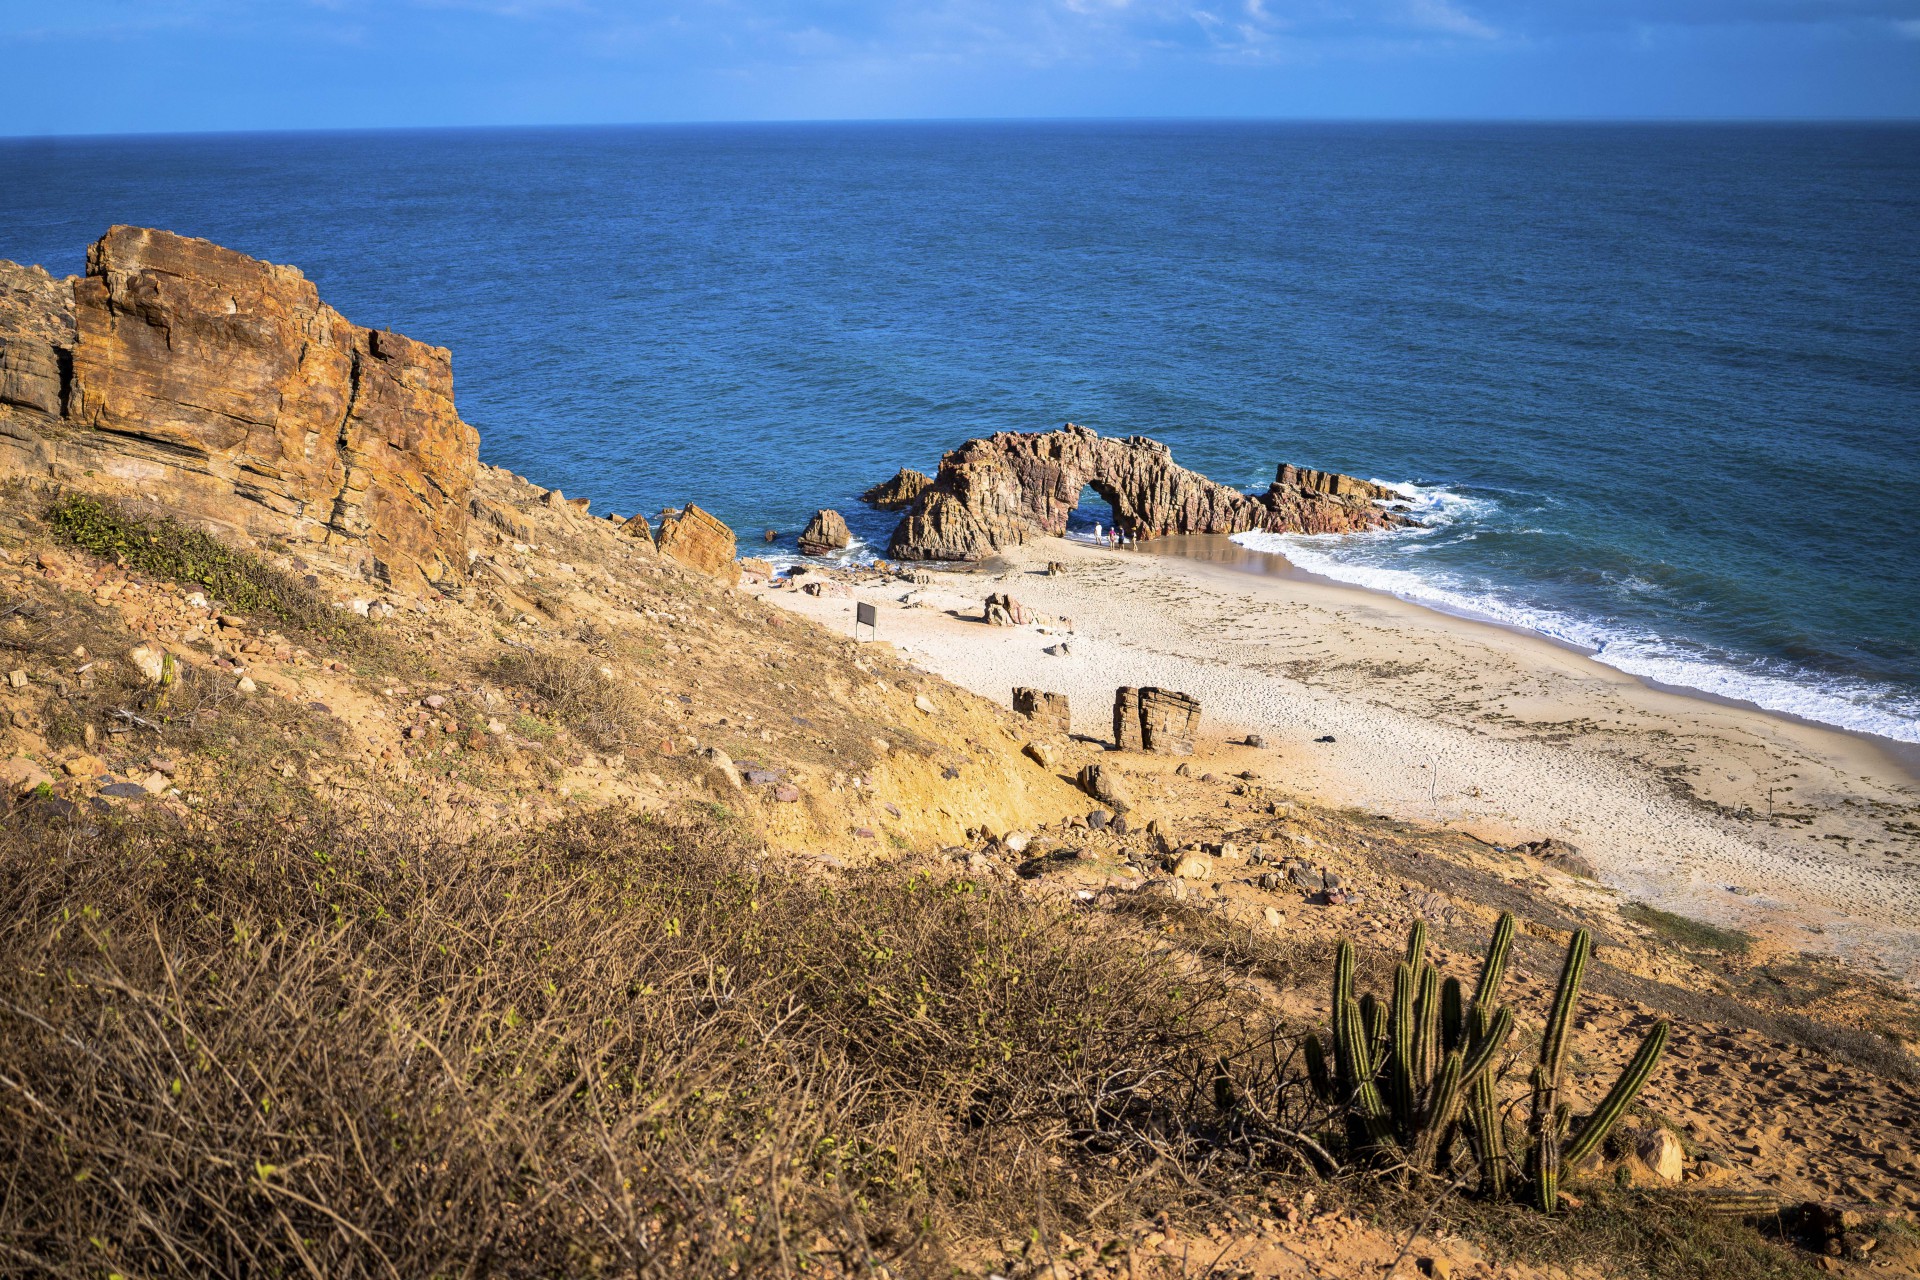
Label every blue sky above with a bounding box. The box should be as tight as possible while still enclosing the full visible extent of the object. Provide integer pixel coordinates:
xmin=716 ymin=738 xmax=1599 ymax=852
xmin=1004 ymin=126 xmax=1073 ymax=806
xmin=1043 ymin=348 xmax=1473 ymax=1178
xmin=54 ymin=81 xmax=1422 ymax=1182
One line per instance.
xmin=2 ymin=0 xmax=1917 ymax=134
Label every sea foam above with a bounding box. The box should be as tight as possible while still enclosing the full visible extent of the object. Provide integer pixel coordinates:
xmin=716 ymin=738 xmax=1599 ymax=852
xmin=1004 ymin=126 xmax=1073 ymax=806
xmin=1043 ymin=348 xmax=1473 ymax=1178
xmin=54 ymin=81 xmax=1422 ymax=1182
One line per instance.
xmin=1233 ymin=484 xmax=1920 ymax=745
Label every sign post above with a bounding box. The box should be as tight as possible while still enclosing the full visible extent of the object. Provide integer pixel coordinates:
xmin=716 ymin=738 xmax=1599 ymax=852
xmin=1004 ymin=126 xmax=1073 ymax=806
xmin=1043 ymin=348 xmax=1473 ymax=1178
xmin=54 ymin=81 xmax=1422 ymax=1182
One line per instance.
xmin=855 ymin=600 xmax=877 ymax=641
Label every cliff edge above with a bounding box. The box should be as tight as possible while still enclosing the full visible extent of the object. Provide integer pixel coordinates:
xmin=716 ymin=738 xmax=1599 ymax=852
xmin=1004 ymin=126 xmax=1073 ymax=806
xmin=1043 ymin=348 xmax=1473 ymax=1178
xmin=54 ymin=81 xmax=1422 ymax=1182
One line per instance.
xmin=0 ymin=227 xmax=478 ymax=592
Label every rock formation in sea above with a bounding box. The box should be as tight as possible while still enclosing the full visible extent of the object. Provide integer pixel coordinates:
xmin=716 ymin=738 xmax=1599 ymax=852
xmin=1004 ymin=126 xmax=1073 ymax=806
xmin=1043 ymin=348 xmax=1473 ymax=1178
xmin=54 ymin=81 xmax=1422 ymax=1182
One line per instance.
xmin=0 ymin=227 xmax=479 ymax=592
xmin=861 ymin=468 xmax=933 ymax=511
xmin=887 ymin=423 xmax=1405 ymax=561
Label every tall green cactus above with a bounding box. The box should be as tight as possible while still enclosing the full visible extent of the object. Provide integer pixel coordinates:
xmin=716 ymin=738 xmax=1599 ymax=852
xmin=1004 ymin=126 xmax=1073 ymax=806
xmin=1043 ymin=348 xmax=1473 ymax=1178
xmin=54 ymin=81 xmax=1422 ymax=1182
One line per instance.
xmin=1525 ymin=928 xmax=1671 ymax=1211
xmin=1303 ymin=911 xmax=1669 ymax=1212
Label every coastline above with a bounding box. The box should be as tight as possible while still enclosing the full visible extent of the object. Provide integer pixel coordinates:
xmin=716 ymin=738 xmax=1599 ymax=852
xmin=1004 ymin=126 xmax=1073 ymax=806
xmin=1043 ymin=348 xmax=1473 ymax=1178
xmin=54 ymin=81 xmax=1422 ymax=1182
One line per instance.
xmin=1152 ymin=531 xmax=1920 ymax=781
xmin=756 ymin=533 xmax=1920 ymax=986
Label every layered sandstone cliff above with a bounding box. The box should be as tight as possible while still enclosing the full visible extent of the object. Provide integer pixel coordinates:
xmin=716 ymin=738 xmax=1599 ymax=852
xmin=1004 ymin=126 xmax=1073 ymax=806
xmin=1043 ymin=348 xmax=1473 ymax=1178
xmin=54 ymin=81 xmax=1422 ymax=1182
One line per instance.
xmin=888 ymin=423 xmax=1404 ymax=562
xmin=0 ymin=227 xmax=478 ymax=592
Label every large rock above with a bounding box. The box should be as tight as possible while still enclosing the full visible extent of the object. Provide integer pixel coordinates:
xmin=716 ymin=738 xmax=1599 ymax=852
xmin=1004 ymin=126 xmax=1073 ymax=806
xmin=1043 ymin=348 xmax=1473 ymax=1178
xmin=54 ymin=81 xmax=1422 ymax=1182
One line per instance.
xmin=1113 ymin=686 xmax=1199 ymax=755
xmin=861 ymin=468 xmax=933 ymax=510
xmin=1113 ymin=687 xmax=1145 ymax=752
xmin=888 ymin=422 xmax=1405 ymax=561
xmin=797 ymin=508 xmax=851 ymax=556
xmin=656 ymin=504 xmax=738 ymax=583
xmin=1139 ymin=688 xmax=1201 ymax=755
xmin=1012 ymin=687 xmax=1070 ymax=735
xmin=1075 ymin=762 xmax=1135 ymax=815
xmin=983 ymin=592 xmax=1030 ymax=626
xmin=0 ymin=228 xmax=479 ymax=591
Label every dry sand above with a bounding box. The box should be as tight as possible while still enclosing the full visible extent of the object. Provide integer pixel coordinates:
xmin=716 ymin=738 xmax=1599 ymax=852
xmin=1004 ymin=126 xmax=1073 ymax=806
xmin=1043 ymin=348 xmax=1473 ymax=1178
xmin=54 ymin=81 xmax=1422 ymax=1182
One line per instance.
xmin=754 ymin=534 xmax=1920 ymax=986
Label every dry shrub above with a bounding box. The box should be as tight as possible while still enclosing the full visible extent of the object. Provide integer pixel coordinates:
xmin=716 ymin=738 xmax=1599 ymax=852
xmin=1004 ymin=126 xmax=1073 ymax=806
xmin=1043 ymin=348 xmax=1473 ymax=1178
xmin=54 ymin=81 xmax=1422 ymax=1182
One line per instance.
xmin=0 ymin=802 xmax=1823 ymax=1280
xmin=0 ymin=803 xmax=1257 ymax=1278
xmin=490 ymin=646 xmax=648 ymax=751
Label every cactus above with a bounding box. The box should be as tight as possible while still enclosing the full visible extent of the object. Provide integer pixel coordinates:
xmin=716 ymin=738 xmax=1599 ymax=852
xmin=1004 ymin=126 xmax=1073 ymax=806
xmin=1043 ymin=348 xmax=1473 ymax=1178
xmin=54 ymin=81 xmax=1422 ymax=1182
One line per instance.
xmin=1522 ymin=927 xmax=1671 ymax=1212
xmin=1305 ymin=916 xmax=1514 ymax=1168
xmin=1304 ymin=911 xmax=1669 ymax=1212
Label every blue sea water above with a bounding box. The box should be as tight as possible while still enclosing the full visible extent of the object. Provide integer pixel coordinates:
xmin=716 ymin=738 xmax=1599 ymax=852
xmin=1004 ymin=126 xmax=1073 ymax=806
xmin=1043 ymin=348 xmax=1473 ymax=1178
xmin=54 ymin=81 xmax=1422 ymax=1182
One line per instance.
xmin=3 ymin=122 xmax=1918 ymax=742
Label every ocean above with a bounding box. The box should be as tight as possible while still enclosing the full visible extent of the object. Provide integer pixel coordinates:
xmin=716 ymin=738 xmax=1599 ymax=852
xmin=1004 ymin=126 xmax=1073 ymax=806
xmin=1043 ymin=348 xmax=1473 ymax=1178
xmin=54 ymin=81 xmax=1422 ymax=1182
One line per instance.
xmin=3 ymin=122 xmax=1917 ymax=742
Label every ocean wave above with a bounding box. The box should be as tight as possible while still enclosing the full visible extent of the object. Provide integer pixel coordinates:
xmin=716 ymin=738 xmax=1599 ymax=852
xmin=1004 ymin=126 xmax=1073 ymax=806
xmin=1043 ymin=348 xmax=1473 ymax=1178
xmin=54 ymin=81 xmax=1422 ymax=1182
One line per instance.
xmin=1592 ymin=639 xmax=1920 ymax=744
xmin=1230 ymin=527 xmax=1920 ymax=744
xmin=760 ymin=535 xmax=882 ymax=574
xmin=1366 ymin=479 xmax=1500 ymax=528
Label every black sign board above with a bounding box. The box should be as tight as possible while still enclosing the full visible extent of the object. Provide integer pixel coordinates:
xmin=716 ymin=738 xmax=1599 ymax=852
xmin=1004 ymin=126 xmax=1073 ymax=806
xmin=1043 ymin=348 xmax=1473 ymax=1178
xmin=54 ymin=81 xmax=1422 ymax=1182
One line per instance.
xmin=855 ymin=600 xmax=877 ymax=640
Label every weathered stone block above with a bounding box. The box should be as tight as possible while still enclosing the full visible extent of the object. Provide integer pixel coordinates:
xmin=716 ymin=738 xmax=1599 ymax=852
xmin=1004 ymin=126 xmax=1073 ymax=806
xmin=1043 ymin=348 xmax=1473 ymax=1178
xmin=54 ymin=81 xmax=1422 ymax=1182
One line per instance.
xmin=1112 ymin=685 xmax=1198 ymax=754
xmin=1012 ymin=687 xmax=1070 ymax=735
xmin=1139 ymin=688 xmax=1200 ymax=756
xmin=1112 ymin=687 xmax=1144 ymax=751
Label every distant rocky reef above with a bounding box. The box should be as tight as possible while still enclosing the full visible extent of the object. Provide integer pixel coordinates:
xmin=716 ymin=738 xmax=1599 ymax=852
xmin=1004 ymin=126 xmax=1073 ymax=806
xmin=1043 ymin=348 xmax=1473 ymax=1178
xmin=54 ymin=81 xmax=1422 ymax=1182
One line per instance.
xmin=0 ymin=227 xmax=479 ymax=592
xmin=883 ymin=422 xmax=1407 ymax=562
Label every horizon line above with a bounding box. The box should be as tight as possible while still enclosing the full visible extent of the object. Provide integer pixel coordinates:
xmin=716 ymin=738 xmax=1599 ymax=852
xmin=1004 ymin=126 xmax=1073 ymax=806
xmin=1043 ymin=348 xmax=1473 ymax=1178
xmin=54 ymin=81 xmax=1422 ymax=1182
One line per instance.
xmin=7 ymin=114 xmax=1920 ymax=144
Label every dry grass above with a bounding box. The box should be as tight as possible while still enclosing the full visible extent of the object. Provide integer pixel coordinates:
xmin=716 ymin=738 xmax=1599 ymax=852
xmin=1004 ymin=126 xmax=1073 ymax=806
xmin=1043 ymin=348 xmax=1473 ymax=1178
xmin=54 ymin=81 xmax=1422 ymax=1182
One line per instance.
xmin=0 ymin=801 xmax=1265 ymax=1278
xmin=488 ymin=645 xmax=650 ymax=752
xmin=0 ymin=796 xmax=1828 ymax=1279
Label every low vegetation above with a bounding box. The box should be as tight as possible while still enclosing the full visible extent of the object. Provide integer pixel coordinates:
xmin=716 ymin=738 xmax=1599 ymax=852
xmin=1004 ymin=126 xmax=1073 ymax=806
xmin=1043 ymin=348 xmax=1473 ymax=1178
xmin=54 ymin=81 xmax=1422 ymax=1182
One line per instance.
xmin=46 ymin=492 xmax=375 ymax=650
xmin=0 ymin=800 xmax=1822 ymax=1279
xmin=1624 ymin=902 xmax=1755 ymax=956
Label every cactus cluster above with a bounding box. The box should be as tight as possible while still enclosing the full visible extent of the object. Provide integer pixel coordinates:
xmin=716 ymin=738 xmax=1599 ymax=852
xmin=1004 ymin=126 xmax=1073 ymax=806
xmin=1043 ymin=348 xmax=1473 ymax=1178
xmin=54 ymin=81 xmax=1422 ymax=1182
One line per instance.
xmin=1305 ymin=911 xmax=1670 ymax=1211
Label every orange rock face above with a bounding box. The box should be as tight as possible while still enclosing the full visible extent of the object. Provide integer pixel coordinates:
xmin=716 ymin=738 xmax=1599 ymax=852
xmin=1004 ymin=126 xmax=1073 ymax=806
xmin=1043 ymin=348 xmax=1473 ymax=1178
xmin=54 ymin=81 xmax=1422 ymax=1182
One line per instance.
xmin=0 ymin=227 xmax=478 ymax=592
xmin=656 ymin=504 xmax=738 ymax=584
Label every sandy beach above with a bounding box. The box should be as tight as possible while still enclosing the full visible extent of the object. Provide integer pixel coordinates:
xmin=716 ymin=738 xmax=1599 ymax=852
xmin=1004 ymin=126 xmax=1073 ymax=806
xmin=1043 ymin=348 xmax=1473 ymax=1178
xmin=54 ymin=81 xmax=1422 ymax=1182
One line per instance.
xmin=755 ymin=534 xmax=1920 ymax=985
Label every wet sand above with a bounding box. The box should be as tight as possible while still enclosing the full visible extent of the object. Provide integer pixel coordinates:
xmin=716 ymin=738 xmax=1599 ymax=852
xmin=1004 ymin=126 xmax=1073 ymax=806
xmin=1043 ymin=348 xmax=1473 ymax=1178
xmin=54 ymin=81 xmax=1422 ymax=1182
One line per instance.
xmin=754 ymin=535 xmax=1920 ymax=985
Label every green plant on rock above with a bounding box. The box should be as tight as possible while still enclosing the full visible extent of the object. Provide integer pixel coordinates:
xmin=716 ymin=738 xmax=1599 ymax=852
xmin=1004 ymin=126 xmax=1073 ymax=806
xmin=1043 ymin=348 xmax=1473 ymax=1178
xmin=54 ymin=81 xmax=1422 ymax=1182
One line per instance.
xmin=1304 ymin=912 xmax=1670 ymax=1212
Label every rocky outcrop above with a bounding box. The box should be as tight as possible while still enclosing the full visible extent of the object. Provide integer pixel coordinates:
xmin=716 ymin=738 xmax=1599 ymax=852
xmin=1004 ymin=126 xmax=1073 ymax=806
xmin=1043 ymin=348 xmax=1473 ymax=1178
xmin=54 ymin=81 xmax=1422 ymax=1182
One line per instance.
xmin=0 ymin=228 xmax=479 ymax=592
xmin=861 ymin=468 xmax=933 ymax=511
xmin=618 ymin=512 xmax=656 ymax=546
xmin=888 ymin=423 xmax=1404 ymax=562
xmin=1274 ymin=463 xmax=1397 ymax=502
xmin=797 ymin=508 xmax=851 ymax=556
xmin=656 ymin=504 xmax=738 ymax=584
xmin=1075 ymin=762 xmax=1135 ymax=815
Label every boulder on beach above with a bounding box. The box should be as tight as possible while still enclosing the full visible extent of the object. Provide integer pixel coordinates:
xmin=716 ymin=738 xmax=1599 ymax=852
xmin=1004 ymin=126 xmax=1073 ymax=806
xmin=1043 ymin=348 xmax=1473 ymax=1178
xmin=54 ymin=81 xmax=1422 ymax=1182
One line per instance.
xmin=1113 ymin=686 xmax=1199 ymax=755
xmin=797 ymin=509 xmax=851 ymax=557
xmin=984 ymin=592 xmax=1029 ymax=626
xmin=1011 ymin=687 xmax=1070 ymax=734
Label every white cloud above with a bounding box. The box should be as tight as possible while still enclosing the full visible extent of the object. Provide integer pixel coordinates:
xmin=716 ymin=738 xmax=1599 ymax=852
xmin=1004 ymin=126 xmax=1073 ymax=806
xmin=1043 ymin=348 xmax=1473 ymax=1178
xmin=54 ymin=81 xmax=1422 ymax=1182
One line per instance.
xmin=1404 ymin=0 xmax=1499 ymax=38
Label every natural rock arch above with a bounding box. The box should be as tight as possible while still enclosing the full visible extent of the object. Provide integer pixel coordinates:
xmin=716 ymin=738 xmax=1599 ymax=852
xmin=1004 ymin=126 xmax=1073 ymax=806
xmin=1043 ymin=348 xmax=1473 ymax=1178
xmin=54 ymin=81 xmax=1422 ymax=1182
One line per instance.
xmin=887 ymin=423 xmax=1405 ymax=562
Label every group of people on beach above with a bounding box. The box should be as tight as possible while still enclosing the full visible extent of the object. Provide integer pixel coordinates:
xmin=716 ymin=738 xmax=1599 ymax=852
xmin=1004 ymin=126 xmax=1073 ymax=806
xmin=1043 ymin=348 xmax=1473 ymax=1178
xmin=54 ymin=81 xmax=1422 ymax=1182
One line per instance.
xmin=1091 ymin=522 xmax=1128 ymax=549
